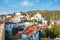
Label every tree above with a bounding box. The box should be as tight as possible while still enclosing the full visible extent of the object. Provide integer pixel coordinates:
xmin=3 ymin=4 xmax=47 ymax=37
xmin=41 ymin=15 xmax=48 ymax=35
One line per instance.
xmin=5 ymin=30 xmax=10 ymax=40
xmin=50 ymin=25 xmax=60 ymax=36
xmin=12 ymin=27 xmax=24 ymax=35
xmin=5 ymin=30 xmax=16 ymax=40
xmin=47 ymin=25 xmax=60 ymax=38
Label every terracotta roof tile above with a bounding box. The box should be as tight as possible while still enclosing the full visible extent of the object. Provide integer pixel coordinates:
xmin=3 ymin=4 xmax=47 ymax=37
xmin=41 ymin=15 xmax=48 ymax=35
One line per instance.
xmin=23 ymin=26 xmax=36 ymax=34
xmin=40 ymin=38 xmax=52 ymax=40
xmin=15 ymin=33 xmax=22 ymax=38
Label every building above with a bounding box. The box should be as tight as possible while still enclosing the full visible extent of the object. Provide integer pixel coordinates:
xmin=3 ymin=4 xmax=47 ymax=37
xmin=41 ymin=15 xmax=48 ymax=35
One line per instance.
xmin=0 ymin=21 xmax=5 ymax=40
xmin=5 ymin=22 xmax=17 ymax=35
xmin=5 ymin=20 xmax=34 ymax=35
xmin=15 ymin=26 xmax=39 ymax=40
xmin=31 ymin=12 xmax=45 ymax=21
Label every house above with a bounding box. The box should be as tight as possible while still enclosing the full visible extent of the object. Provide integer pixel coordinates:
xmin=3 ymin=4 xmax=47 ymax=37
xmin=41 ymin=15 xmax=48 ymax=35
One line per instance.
xmin=11 ymin=12 xmax=28 ymax=23
xmin=15 ymin=26 xmax=39 ymax=40
xmin=25 ymin=13 xmax=30 ymax=20
xmin=38 ymin=23 xmax=53 ymax=30
xmin=5 ymin=22 xmax=17 ymax=35
xmin=42 ymin=20 xmax=48 ymax=25
xmin=11 ymin=12 xmax=21 ymax=23
xmin=31 ymin=12 xmax=45 ymax=21
xmin=5 ymin=20 xmax=34 ymax=35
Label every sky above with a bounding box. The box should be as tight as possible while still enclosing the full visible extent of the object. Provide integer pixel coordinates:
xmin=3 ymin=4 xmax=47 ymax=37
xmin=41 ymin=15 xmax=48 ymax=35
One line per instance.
xmin=0 ymin=0 xmax=60 ymax=14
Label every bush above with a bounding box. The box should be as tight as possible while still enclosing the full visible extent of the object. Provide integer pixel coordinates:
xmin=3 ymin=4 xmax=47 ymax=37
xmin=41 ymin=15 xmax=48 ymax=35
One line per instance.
xmin=12 ymin=27 xmax=24 ymax=35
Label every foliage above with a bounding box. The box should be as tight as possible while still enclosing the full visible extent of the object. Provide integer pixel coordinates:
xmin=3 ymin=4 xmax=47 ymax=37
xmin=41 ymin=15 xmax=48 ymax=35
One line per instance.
xmin=39 ymin=30 xmax=46 ymax=38
xmin=5 ymin=30 xmax=16 ymax=40
xmin=50 ymin=25 xmax=60 ymax=36
xmin=12 ymin=27 xmax=24 ymax=35
xmin=46 ymin=29 xmax=56 ymax=38
xmin=39 ymin=24 xmax=60 ymax=39
xmin=26 ymin=10 xmax=60 ymax=20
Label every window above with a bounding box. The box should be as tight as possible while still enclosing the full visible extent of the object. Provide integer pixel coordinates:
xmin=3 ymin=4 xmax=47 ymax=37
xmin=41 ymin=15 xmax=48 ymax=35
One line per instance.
xmin=36 ymin=30 xmax=38 ymax=34
xmin=10 ymin=25 xmax=11 ymax=28
xmin=5 ymin=25 xmax=6 ymax=28
xmin=34 ymin=33 xmax=36 ymax=37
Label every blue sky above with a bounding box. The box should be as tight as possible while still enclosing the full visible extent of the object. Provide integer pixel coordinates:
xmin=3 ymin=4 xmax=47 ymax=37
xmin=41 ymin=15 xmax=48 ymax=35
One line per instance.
xmin=0 ymin=0 xmax=60 ymax=14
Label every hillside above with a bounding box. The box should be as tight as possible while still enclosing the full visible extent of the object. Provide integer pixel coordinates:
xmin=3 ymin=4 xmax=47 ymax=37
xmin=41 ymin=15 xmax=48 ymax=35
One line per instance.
xmin=26 ymin=10 xmax=60 ymax=20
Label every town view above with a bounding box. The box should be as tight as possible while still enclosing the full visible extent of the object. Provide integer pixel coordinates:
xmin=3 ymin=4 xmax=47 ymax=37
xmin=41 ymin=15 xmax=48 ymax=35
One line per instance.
xmin=0 ymin=0 xmax=60 ymax=40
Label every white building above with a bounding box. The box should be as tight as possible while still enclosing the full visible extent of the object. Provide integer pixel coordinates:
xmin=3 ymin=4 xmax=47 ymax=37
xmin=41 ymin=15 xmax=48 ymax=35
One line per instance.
xmin=42 ymin=20 xmax=48 ymax=26
xmin=31 ymin=12 xmax=45 ymax=21
xmin=11 ymin=12 xmax=27 ymax=23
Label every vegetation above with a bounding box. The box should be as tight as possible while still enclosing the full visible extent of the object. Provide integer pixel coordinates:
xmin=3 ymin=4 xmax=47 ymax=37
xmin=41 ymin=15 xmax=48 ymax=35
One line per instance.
xmin=12 ymin=27 xmax=24 ymax=35
xmin=39 ymin=25 xmax=60 ymax=39
xmin=13 ymin=10 xmax=60 ymax=20
xmin=50 ymin=25 xmax=60 ymax=36
xmin=5 ymin=30 xmax=15 ymax=40
xmin=26 ymin=10 xmax=60 ymax=20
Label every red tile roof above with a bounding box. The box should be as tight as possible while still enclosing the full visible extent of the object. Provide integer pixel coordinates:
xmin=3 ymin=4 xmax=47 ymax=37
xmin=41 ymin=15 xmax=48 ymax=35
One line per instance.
xmin=23 ymin=26 xmax=36 ymax=34
xmin=40 ymin=38 xmax=52 ymax=40
xmin=15 ymin=33 xmax=22 ymax=38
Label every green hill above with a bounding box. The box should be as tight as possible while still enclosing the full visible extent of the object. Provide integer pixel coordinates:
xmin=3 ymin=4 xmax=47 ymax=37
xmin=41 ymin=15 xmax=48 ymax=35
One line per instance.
xmin=26 ymin=10 xmax=60 ymax=20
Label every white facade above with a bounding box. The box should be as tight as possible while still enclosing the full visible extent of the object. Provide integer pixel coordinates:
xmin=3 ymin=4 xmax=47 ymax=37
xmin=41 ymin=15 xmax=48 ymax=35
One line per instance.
xmin=42 ymin=20 xmax=47 ymax=25
xmin=31 ymin=12 xmax=44 ymax=21
xmin=5 ymin=24 xmax=18 ymax=35
xmin=11 ymin=12 xmax=21 ymax=23
xmin=11 ymin=12 xmax=27 ymax=23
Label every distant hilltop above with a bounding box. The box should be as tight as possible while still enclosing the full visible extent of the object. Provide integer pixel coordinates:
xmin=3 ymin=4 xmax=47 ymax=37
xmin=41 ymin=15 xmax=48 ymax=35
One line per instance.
xmin=26 ymin=10 xmax=60 ymax=20
xmin=0 ymin=10 xmax=60 ymax=21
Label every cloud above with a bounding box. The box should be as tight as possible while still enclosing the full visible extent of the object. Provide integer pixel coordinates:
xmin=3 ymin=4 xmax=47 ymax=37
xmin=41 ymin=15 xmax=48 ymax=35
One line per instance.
xmin=21 ymin=1 xmax=32 ymax=6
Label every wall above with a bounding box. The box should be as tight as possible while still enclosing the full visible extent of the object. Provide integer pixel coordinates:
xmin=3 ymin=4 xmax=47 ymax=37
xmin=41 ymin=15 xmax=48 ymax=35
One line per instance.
xmin=0 ymin=23 xmax=5 ymax=40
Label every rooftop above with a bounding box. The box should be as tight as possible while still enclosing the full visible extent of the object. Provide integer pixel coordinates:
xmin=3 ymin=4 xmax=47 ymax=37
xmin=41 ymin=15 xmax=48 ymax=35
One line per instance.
xmin=23 ymin=26 xmax=36 ymax=34
xmin=15 ymin=33 xmax=22 ymax=38
xmin=40 ymin=38 xmax=52 ymax=40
